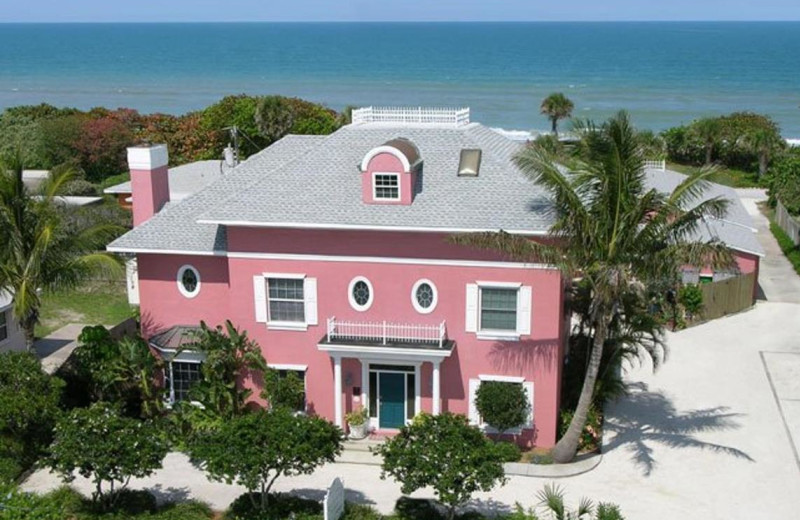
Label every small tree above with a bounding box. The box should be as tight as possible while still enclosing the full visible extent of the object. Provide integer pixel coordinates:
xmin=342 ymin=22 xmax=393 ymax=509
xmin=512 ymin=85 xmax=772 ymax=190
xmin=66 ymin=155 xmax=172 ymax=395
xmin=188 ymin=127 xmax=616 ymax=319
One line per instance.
xmin=48 ymin=402 xmax=168 ymax=510
xmin=690 ymin=117 xmax=721 ymax=165
xmin=537 ymin=483 xmax=625 ymax=520
xmin=188 ymin=408 xmax=343 ymax=511
xmin=262 ymin=369 xmax=305 ymax=412
xmin=255 ymin=95 xmax=295 ymax=145
xmin=678 ymin=284 xmax=704 ymax=319
xmin=374 ymin=413 xmax=507 ymax=520
xmin=540 ymin=93 xmax=574 ymax=137
xmin=475 ymin=381 xmax=529 ymax=435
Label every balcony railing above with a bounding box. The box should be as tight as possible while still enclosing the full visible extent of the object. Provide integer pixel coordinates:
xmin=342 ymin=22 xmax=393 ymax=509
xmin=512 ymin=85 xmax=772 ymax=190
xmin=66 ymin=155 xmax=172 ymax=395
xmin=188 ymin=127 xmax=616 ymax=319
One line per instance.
xmin=326 ymin=317 xmax=447 ymax=348
xmin=351 ymin=106 xmax=471 ymax=127
xmin=643 ymin=159 xmax=666 ymax=171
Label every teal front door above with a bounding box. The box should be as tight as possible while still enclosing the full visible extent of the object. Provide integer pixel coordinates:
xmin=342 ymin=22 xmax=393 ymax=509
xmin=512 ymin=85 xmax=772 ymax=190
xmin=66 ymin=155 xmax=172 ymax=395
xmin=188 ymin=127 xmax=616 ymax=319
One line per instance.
xmin=379 ymin=372 xmax=406 ymax=429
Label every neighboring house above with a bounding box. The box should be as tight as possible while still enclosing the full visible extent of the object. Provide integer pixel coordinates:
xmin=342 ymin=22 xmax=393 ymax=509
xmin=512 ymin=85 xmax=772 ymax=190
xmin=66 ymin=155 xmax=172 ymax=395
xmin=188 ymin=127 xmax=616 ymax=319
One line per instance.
xmin=107 ymin=107 xmax=763 ymax=447
xmin=0 ymin=291 xmax=25 ymax=353
xmin=104 ymin=160 xmax=224 ymax=209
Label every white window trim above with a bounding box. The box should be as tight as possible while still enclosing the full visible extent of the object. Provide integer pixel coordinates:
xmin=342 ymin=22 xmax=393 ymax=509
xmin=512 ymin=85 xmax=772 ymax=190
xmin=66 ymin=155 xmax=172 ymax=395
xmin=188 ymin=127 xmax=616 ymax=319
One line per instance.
xmin=411 ymin=279 xmax=438 ymax=314
xmin=0 ymin=309 xmax=8 ymax=344
xmin=268 ymin=364 xmax=308 ymax=413
xmin=478 ymin=374 xmax=525 ymax=383
xmin=348 ymin=276 xmax=374 ymax=312
xmin=266 ymin=274 xmax=310 ymax=330
xmin=477 ymin=284 xmax=520 ymax=340
xmin=372 ymin=172 xmax=401 ymax=201
xmin=176 ymin=264 xmax=201 ymax=299
xmin=165 ymin=358 xmax=203 ymax=407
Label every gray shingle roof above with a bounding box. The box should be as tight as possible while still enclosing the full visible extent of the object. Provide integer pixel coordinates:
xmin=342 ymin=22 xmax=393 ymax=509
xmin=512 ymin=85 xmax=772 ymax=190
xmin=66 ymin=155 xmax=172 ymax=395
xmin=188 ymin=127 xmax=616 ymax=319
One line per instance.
xmin=104 ymin=160 xmax=224 ymax=200
xmin=108 ymin=135 xmax=327 ymax=254
xmin=197 ymin=124 xmax=557 ymax=233
xmin=108 ymin=124 xmax=763 ymax=258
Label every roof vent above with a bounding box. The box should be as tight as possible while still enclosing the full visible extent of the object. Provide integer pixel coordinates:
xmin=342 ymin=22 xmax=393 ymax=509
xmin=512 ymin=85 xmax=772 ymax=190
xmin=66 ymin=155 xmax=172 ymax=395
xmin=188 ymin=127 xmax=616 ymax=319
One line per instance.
xmin=458 ymin=149 xmax=482 ymax=177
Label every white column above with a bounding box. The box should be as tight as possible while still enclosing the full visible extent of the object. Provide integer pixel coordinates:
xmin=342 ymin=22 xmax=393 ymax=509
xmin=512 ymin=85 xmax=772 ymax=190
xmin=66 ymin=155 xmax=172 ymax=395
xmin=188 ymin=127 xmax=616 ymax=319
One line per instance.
xmin=414 ymin=364 xmax=421 ymax=418
xmin=432 ymin=360 xmax=441 ymax=415
xmin=333 ymin=356 xmax=343 ymax=428
xmin=361 ymin=360 xmax=369 ymax=409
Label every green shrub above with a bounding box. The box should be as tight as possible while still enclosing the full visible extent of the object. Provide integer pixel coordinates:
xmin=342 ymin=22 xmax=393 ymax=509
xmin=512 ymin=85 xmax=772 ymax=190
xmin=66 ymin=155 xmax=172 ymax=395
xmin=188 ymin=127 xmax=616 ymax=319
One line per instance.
xmin=225 ymin=492 xmax=322 ymax=520
xmin=678 ymin=284 xmax=704 ymax=317
xmin=493 ymin=441 xmax=522 ymax=463
xmin=767 ymin=151 xmax=800 ymax=214
xmin=150 ymin=500 xmax=215 ymax=520
xmin=61 ymin=179 xmax=99 ymax=196
xmin=559 ymin=406 xmax=602 ymax=453
xmin=770 ymin=220 xmax=800 ymax=276
xmin=343 ymin=502 xmax=384 ymax=520
xmin=474 ymin=381 xmax=529 ymax=434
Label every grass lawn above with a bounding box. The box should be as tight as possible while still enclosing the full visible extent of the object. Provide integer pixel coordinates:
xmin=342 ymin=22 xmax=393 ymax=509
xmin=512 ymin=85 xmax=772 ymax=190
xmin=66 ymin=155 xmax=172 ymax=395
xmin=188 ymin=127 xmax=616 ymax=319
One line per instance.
xmin=35 ymin=280 xmax=134 ymax=338
xmin=667 ymin=162 xmax=762 ymax=188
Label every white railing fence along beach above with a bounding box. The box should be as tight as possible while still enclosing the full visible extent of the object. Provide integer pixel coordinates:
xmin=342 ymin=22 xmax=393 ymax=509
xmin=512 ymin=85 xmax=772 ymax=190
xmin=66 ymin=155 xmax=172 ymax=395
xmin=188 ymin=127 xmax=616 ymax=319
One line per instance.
xmin=352 ymin=106 xmax=471 ymax=127
xmin=326 ymin=317 xmax=447 ymax=348
xmin=643 ymin=159 xmax=666 ymax=171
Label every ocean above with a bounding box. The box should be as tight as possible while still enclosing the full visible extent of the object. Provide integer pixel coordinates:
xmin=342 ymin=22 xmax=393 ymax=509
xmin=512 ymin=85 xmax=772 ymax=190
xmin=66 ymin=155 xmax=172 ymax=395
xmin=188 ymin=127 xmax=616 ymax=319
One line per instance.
xmin=1 ymin=22 xmax=799 ymax=137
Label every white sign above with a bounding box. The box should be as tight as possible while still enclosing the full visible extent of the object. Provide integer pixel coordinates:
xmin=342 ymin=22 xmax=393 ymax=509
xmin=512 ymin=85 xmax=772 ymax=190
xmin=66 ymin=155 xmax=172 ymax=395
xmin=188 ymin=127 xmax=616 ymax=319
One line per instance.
xmin=324 ymin=477 xmax=345 ymax=520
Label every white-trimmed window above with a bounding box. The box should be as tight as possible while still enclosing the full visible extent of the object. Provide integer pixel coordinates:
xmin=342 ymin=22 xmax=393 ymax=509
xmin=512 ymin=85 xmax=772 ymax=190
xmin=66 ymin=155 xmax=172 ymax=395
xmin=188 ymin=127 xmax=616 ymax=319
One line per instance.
xmin=176 ymin=265 xmax=201 ymax=298
xmin=0 ymin=311 xmax=7 ymax=342
xmin=253 ymin=274 xmax=318 ymax=330
xmin=166 ymin=360 xmax=203 ymax=404
xmin=465 ymin=282 xmax=532 ymax=339
xmin=411 ymin=279 xmax=438 ymax=314
xmin=373 ymin=173 xmax=400 ymax=200
xmin=349 ymin=277 xmax=374 ymax=311
xmin=468 ymin=375 xmax=534 ymax=432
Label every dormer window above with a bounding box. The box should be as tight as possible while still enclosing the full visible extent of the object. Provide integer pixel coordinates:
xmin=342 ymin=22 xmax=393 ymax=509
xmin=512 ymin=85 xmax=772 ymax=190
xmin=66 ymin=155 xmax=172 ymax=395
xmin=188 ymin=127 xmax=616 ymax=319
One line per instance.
xmin=373 ymin=173 xmax=400 ymax=200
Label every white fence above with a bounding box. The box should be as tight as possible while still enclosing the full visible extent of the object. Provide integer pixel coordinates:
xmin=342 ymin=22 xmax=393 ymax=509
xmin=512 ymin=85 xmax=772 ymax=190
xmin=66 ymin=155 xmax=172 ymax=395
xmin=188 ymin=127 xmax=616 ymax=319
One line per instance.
xmin=352 ymin=106 xmax=470 ymax=127
xmin=776 ymin=199 xmax=800 ymax=246
xmin=326 ymin=317 xmax=446 ymax=347
xmin=324 ymin=477 xmax=345 ymax=520
xmin=643 ymin=159 xmax=666 ymax=171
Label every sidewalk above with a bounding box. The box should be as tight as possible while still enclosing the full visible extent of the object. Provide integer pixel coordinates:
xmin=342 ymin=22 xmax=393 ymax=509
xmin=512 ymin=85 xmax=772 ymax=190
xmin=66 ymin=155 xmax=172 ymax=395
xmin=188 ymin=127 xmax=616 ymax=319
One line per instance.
xmin=34 ymin=323 xmax=87 ymax=374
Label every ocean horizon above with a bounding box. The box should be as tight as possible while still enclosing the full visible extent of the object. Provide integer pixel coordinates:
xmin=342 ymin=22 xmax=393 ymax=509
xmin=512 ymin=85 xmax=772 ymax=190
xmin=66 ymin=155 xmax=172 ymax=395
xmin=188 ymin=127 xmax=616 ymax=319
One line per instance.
xmin=1 ymin=21 xmax=799 ymax=137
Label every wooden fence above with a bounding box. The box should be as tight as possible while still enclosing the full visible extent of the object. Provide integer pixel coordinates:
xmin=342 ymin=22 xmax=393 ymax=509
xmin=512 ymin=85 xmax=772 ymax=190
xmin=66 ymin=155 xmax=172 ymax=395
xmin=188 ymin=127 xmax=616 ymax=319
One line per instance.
xmin=698 ymin=273 xmax=757 ymax=321
xmin=776 ymin=200 xmax=800 ymax=246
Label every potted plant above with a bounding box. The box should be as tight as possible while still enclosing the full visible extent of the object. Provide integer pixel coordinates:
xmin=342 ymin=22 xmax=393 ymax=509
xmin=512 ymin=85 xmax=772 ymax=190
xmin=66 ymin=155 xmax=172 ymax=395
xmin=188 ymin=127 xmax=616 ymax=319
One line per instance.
xmin=345 ymin=406 xmax=369 ymax=440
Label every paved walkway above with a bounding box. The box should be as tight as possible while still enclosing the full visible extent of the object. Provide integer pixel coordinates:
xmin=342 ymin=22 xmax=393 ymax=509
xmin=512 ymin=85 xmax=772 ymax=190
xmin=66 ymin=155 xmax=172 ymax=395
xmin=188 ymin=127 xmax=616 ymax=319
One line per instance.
xmin=34 ymin=323 xmax=88 ymax=374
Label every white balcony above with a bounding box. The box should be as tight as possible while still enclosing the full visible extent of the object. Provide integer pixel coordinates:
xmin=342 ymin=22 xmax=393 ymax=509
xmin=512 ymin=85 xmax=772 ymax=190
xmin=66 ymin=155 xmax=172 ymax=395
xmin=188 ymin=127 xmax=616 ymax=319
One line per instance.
xmin=325 ymin=317 xmax=447 ymax=349
xmin=643 ymin=159 xmax=666 ymax=171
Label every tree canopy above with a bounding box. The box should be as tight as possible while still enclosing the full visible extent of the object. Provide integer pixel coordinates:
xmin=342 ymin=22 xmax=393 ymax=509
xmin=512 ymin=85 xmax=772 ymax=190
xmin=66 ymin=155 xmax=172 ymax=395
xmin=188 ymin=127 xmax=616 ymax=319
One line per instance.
xmin=540 ymin=93 xmax=575 ymax=136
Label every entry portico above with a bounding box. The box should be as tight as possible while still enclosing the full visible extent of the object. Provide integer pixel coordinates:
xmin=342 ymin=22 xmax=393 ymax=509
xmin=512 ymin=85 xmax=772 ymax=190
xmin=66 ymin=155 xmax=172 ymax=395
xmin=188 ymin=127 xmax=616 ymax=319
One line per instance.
xmin=318 ymin=317 xmax=454 ymax=429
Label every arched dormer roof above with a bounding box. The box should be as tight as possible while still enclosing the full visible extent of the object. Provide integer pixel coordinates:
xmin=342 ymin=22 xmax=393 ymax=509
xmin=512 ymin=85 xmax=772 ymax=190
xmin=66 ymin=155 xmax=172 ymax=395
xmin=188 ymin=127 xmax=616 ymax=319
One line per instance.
xmin=360 ymin=138 xmax=421 ymax=172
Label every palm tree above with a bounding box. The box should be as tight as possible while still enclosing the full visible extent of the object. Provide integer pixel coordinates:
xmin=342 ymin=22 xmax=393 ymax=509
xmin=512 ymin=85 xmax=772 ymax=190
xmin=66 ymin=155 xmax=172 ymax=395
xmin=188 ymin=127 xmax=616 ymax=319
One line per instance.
xmin=739 ymin=128 xmax=784 ymax=178
xmin=536 ymin=483 xmax=624 ymax=520
xmin=452 ymin=112 xmax=732 ymax=462
xmin=691 ymin=117 xmax=721 ymax=165
xmin=540 ymin=93 xmax=575 ymax=137
xmin=0 ymin=153 xmax=122 ymax=352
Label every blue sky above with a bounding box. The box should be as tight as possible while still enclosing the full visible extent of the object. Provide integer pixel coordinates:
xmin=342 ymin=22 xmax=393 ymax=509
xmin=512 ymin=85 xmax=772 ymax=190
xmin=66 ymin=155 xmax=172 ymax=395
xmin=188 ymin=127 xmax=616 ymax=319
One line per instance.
xmin=2 ymin=0 xmax=799 ymax=22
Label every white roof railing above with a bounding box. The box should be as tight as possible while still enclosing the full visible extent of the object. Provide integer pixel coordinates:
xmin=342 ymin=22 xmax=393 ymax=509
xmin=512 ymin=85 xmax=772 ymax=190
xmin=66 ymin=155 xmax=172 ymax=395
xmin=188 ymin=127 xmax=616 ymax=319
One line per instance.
xmin=326 ymin=317 xmax=447 ymax=348
xmin=352 ymin=106 xmax=470 ymax=127
xmin=643 ymin=159 xmax=666 ymax=171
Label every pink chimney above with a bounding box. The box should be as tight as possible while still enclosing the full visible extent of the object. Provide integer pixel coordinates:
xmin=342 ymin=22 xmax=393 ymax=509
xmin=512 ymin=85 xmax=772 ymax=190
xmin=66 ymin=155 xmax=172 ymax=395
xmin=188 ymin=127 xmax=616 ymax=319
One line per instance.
xmin=128 ymin=144 xmax=170 ymax=227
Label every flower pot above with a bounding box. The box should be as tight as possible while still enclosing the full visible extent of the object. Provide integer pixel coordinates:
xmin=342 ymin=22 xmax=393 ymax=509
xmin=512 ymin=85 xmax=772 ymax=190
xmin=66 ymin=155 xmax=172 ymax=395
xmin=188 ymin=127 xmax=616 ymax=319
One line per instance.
xmin=348 ymin=422 xmax=368 ymax=440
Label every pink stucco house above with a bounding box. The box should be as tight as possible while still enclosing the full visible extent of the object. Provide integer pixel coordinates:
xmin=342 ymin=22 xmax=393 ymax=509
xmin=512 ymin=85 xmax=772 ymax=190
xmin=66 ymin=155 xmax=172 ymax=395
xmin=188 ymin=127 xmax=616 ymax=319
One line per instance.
xmin=108 ymin=107 xmax=762 ymax=447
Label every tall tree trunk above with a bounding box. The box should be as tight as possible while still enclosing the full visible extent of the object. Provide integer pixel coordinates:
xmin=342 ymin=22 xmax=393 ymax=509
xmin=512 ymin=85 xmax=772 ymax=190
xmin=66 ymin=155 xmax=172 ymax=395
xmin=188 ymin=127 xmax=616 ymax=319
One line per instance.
xmin=552 ymin=312 xmax=609 ymax=463
xmin=759 ymin=153 xmax=768 ymax=178
xmin=551 ymin=118 xmax=559 ymax=137
xmin=704 ymin=144 xmax=713 ymax=166
xmin=23 ymin=320 xmax=36 ymax=353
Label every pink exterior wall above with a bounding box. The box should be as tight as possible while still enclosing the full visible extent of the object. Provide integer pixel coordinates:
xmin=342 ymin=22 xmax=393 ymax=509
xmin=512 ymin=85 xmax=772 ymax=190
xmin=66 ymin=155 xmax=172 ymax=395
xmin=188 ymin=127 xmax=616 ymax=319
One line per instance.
xmin=362 ymin=152 xmax=415 ymax=205
xmin=138 ymin=228 xmax=567 ymax=447
xmin=131 ymin=165 xmax=170 ymax=227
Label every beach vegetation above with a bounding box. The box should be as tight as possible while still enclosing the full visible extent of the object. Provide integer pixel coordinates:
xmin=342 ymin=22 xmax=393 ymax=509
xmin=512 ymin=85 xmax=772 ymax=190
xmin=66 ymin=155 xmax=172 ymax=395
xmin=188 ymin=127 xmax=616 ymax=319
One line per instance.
xmin=452 ymin=111 xmax=727 ymax=462
xmin=188 ymin=407 xmax=343 ymax=512
xmin=540 ymin=93 xmax=574 ymax=137
xmin=374 ymin=412 xmax=507 ymax=520
xmin=0 ymin=154 xmax=124 ymax=350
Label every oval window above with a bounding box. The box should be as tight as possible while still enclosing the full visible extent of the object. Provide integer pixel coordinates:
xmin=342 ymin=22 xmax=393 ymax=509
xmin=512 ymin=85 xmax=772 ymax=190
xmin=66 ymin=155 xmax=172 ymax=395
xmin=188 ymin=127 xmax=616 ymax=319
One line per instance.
xmin=177 ymin=265 xmax=201 ymax=298
xmin=348 ymin=277 xmax=373 ymax=311
xmin=411 ymin=279 xmax=438 ymax=314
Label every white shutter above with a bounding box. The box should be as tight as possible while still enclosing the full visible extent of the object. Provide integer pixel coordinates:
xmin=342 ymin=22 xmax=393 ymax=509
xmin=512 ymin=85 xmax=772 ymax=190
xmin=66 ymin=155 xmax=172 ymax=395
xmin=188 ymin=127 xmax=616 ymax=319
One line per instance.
xmin=126 ymin=258 xmax=140 ymax=305
xmin=465 ymin=284 xmax=479 ymax=333
xmin=468 ymin=378 xmax=480 ymax=425
xmin=517 ymin=285 xmax=532 ymax=335
xmin=304 ymin=277 xmax=318 ymax=326
xmin=253 ymin=275 xmax=267 ymax=323
xmin=523 ymin=381 xmax=534 ymax=429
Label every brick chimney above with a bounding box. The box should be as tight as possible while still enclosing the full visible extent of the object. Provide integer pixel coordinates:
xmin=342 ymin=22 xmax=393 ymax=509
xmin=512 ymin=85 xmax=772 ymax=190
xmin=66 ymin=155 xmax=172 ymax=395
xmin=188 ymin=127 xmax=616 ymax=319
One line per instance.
xmin=128 ymin=145 xmax=169 ymax=227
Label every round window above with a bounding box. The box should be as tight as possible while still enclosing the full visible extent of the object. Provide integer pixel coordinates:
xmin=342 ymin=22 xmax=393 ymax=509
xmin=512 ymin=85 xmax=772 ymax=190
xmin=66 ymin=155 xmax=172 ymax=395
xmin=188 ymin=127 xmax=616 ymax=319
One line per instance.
xmin=411 ymin=279 xmax=438 ymax=314
xmin=176 ymin=265 xmax=201 ymax=298
xmin=348 ymin=277 xmax=373 ymax=311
